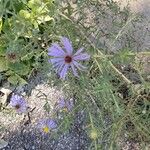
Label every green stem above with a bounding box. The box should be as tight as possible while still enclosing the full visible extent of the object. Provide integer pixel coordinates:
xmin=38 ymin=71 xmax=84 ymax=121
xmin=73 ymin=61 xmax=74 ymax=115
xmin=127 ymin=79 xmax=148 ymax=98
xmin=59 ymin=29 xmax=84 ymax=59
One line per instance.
xmin=109 ymin=61 xmax=132 ymax=85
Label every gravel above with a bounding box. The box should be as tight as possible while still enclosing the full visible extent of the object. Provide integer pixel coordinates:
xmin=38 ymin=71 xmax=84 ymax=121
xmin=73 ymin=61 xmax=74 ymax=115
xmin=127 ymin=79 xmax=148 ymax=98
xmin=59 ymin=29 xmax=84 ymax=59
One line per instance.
xmin=1 ymin=111 xmax=90 ymax=150
xmin=0 ymin=71 xmax=90 ymax=150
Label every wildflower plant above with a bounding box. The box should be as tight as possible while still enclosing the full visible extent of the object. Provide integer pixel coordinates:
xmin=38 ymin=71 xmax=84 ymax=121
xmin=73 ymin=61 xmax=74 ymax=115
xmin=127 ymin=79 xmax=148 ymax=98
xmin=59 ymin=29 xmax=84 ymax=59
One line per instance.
xmin=0 ymin=0 xmax=56 ymax=85
xmin=0 ymin=0 xmax=150 ymax=149
xmin=10 ymin=94 xmax=27 ymax=114
xmin=38 ymin=118 xmax=57 ymax=133
xmin=55 ymin=98 xmax=74 ymax=112
xmin=48 ymin=37 xmax=90 ymax=79
xmin=51 ymin=1 xmax=150 ymax=149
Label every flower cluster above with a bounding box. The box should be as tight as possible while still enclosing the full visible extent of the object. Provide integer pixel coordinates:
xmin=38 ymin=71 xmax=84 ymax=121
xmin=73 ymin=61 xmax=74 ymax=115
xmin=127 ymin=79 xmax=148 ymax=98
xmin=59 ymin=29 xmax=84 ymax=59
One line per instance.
xmin=9 ymin=37 xmax=89 ymax=134
xmin=42 ymin=37 xmax=86 ymax=132
xmin=10 ymin=94 xmax=74 ymax=134
xmin=48 ymin=37 xmax=90 ymax=79
xmin=37 ymin=98 xmax=74 ymax=133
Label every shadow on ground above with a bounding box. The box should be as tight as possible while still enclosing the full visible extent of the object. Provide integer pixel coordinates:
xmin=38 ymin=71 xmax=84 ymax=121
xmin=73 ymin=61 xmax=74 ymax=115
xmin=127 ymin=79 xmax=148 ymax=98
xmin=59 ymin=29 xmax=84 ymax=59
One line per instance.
xmin=1 ymin=111 xmax=90 ymax=150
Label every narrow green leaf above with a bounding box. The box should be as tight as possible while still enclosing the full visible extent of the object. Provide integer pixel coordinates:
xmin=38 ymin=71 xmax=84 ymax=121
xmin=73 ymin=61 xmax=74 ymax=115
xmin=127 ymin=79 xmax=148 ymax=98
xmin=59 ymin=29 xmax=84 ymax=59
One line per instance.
xmin=8 ymin=74 xmax=27 ymax=85
xmin=0 ymin=18 xmax=2 ymax=33
xmin=0 ymin=57 xmax=8 ymax=72
xmin=8 ymin=62 xmax=30 ymax=76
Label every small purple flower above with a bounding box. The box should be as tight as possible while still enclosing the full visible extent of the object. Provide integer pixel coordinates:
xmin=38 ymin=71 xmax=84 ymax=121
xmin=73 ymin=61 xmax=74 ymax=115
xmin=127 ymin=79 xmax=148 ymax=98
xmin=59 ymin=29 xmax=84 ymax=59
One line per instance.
xmin=56 ymin=98 xmax=74 ymax=112
xmin=48 ymin=37 xmax=90 ymax=79
xmin=38 ymin=119 xmax=57 ymax=133
xmin=10 ymin=94 xmax=27 ymax=114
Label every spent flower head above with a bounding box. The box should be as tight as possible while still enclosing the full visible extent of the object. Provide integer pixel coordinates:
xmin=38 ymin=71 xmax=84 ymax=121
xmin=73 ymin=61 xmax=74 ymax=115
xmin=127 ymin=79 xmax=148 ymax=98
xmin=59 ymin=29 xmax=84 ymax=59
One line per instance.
xmin=90 ymin=128 xmax=98 ymax=140
xmin=38 ymin=118 xmax=57 ymax=133
xmin=48 ymin=37 xmax=90 ymax=79
xmin=6 ymin=52 xmax=18 ymax=63
xmin=56 ymin=98 xmax=74 ymax=112
xmin=10 ymin=94 xmax=27 ymax=114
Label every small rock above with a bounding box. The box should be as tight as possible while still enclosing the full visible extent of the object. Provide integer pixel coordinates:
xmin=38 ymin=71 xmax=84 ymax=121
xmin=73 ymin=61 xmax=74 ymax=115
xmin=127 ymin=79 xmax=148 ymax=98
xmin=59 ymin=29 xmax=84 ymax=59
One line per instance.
xmin=0 ymin=139 xmax=8 ymax=149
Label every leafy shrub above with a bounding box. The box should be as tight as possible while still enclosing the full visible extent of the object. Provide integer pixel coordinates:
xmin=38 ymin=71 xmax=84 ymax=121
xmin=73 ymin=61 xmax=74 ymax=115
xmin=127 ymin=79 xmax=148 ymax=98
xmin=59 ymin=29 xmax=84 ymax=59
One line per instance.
xmin=0 ymin=0 xmax=55 ymax=85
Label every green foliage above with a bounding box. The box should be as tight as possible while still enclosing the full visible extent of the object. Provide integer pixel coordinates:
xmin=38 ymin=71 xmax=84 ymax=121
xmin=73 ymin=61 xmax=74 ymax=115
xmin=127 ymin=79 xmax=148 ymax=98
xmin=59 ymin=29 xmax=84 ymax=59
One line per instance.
xmin=0 ymin=57 xmax=8 ymax=71
xmin=0 ymin=0 xmax=55 ymax=85
xmin=0 ymin=18 xmax=2 ymax=33
xmin=0 ymin=0 xmax=149 ymax=149
xmin=49 ymin=0 xmax=150 ymax=149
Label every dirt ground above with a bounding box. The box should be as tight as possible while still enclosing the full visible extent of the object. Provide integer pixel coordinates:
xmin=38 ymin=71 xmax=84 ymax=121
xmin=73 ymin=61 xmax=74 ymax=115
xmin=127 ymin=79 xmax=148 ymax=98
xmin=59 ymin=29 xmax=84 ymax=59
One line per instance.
xmin=114 ymin=0 xmax=150 ymax=17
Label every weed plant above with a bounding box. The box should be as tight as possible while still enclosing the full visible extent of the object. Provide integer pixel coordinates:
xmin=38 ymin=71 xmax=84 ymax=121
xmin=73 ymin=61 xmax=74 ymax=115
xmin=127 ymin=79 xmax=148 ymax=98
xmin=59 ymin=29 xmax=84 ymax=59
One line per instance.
xmin=0 ymin=0 xmax=150 ymax=149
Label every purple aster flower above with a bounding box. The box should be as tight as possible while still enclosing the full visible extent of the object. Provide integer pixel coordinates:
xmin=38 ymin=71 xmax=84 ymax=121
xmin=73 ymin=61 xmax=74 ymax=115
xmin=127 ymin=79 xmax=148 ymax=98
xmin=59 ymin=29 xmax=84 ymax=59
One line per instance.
xmin=56 ymin=98 xmax=74 ymax=112
xmin=10 ymin=94 xmax=27 ymax=114
xmin=38 ymin=118 xmax=57 ymax=133
xmin=48 ymin=37 xmax=90 ymax=79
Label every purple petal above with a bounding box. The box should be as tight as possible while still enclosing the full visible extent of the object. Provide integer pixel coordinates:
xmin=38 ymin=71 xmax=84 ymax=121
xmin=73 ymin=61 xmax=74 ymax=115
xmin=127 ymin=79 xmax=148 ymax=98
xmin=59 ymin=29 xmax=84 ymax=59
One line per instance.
xmin=66 ymin=100 xmax=73 ymax=111
xmin=10 ymin=100 xmax=17 ymax=106
xmin=17 ymin=105 xmax=27 ymax=113
xmin=37 ymin=119 xmax=46 ymax=128
xmin=10 ymin=94 xmax=27 ymax=113
xmin=50 ymin=59 xmax=64 ymax=74
xmin=56 ymin=63 xmax=65 ymax=73
xmin=47 ymin=119 xmax=57 ymax=129
xmin=59 ymin=99 xmax=66 ymax=105
xmin=59 ymin=64 xmax=69 ymax=79
xmin=61 ymin=37 xmax=73 ymax=55
xmin=48 ymin=43 xmax=65 ymax=57
xmin=50 ymin=58 xmax=64 ymax=64
xmin=73 ymin=61 xmax=87 ymax=70
xmin=55 ymin=98 xmax=74 ymax=112
xmin=73 ymin=53 xmax=90 ymax=61
xmin=73 ymin=48 xmax=84 ymax=56
xmin=38 ymin=119 xmax=57 ymax=131
xmin=53 ymin=61 xmax=63 ymax=68
xmin=53 ymin=61 xmax=64 ymax=69
xmin=70 ymin=63 xmax=79 ymax=77
xmin=57 ymin=99 xmax=66 ymax=108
